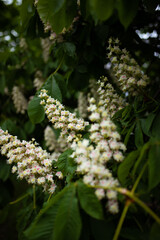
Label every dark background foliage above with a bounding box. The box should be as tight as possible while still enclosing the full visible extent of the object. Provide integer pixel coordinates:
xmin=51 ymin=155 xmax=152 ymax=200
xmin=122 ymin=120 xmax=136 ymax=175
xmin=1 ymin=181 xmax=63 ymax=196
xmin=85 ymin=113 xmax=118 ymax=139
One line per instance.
xmin=0 ymin=0 xmax=160 ymax=239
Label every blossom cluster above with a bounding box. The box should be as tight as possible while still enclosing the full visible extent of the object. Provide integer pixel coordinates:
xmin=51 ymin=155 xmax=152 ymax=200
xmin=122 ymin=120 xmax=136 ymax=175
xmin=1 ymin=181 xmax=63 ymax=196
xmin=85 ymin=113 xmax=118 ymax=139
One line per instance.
xmin=12 ymin=86 xmax=28 ymax=114
xmin=108 ymin=38 xmax=149 ymax=95
xmin=44 ymin=125 xmax=68 ymax=161
xmin=78 ymin=92 xmax=88 ymax=118
xmin=39 ymin=89 xmax=89 ymax=143
xmin=0 ymin=128 xmax=57 ymax=194
xmin=70 ymin=82 xmax=126 ymax=213
xmin=33 ymin=70 xmax=44 ymax=90
xmin=41 ymin=38 xmax=51 ymax=62
xmin=97 ymin=76 xmax=126 ymax=117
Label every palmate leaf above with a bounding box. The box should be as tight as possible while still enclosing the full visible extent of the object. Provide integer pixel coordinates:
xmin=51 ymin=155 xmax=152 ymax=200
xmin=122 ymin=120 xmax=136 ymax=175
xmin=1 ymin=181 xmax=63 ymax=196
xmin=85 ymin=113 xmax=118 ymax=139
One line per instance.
xmin=24 ymin=184 xmax=81 ymax=240
xmin=43 ymin=75 xmax=62 ymax=102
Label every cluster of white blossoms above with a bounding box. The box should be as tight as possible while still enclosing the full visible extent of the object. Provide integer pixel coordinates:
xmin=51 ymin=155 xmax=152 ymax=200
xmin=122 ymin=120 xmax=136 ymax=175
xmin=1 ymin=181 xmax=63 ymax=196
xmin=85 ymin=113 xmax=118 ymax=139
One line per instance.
xmin=78 ymin=92 xmax=88 ymax=119
xmin=44 ymin=126 xmax=68 ymax=161
xmin=41 ymin=38 xmax=51 ymax=62
xmin=70 ymin=79 xmax=126 ymax=213
xmin=39 ymin=89 xmax=89 ymax=143
xmin=12 ymin=86 xmax=28 ymax=114
xmin=19 ymin=38 xmax=28 ymax=50
xmin=108 ymin=38 xmax=149 ymax=95
xmin=97 ymin=76 xmax=126 ymax=117
xmin=0 ymin=128 xmax=58 ymax=194
xmin=33 ymin=70 xmax=44 ymax=90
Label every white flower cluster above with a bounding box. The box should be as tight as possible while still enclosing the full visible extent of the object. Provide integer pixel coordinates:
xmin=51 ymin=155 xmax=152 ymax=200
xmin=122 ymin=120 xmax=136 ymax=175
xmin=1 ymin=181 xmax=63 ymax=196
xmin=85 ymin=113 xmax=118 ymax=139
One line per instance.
xmin=0 ymin=128 xmax=57 ymax=194
xmin=33 ymin=70 xmax=44 ymax=90
xmin=108 ymin=38 xmax=149 ymax=95
xmin=78 ymin=92 xmax=88 ymax=118
xmin=97 ymin=76 xmax=126 ymax=117
xmin=70 ymin=93 xmax=126 ymax=213
xmin=44 ymin=126 xmax=68 ymax=161
xmin=12 ymin=86 xmax=28 ymax=114
xmin=39 ymin=89 xmax=89 ymax=143
xmin=41 ymin=38 xmax=51 ymax=62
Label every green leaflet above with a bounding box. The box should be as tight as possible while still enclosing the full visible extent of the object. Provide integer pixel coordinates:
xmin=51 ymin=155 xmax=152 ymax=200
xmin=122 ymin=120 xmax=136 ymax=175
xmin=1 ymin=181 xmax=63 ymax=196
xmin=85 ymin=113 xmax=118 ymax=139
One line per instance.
xmin=0 ymin=160 xmax=11 ymax=182
xmin=57 ymin=149 xmax=76 ymax=182
xmin=77 ymin=181 xmax=104 ymax=220
xmin=88 ymin=0 xmax=115 ymax=22
xmin=116 ymin=0 xmax=139 ymax=29
xmin=118 ymin=149 xmax=140 ymax=186
xmin=54 ymin=184 xmax=82 ymax=240
xmin=27 ymin=96 xmax=45 ymax=124
xmin=42 ymin=75 xmax=62 ymax=102
xmin=135 ymin=120 xmax=144 ymax=148
xmin=37 ymin=0 xmax=77 ymax=33
xmin=148 ymin=143 xmax=160 ymax=190
xmin=24 ymin=184 xmax=81 ymax=240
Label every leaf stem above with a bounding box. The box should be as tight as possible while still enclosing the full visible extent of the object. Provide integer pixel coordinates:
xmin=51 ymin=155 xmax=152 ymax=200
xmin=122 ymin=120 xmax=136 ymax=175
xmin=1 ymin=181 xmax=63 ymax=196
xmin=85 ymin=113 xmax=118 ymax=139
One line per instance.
xmin=33 ymin=185 xmax=36 ymax=209
xmin=112 ymin=163 xmax=147 ymax=240
xmin=113 ymin=200 xmax=131 ymax=240
xmin=9 ymin=193 xmax=29 ymax=205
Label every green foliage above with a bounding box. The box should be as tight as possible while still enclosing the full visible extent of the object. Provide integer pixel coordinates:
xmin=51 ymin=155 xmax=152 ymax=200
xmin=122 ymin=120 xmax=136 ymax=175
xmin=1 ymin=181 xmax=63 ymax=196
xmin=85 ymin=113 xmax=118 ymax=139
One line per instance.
xmin=25 ymin=184 xmax=81 ymax=240
xmin=43 ymin=75 xmax=62 ymax=102
xmin=77 ymin=181 xmax=104 ymax=220
xmin=0 ymin=0 xmax=160 ymax=239
xmin=116 ymin=0 xmax=140 ymax=28
xmin=57 ymin=149 xmax=76 ymax=182
xmin=37 ymin=0 xmax=77 ymax=33
xmin=118 ymin=149 xmax=140 ymax=186
xmin=148 ymin=143 xmax=160 ymax=190
xmin=27 ymin=96 xmax=45 ymax=124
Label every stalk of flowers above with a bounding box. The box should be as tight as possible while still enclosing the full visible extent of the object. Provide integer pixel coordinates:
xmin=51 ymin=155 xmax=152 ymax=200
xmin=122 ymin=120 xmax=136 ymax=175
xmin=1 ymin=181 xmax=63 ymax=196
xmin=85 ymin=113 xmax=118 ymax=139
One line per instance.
xmin=78 ymin=92 xmax=88 ymax=118
xmin=39 ymin=89 xmax=89 ymax=143
xmin=107 ymin=38 xmax=149 ymax=96
xmin=89 ymin=78 xmax=98 ymax=100
xmin=0 ymin=128 xmax=58 ymax=194
xmin=41 ymin=38 xmax=51 ymax=62
xmin=70 ymin=93 xmax=126 ymax=214
xmin=12 ymin=86 xmax=28 ymax=114
xmin=33 ymin=70 xmax=44 ymax=90
xmin=97 ymin=76 xmax=126 ymax=117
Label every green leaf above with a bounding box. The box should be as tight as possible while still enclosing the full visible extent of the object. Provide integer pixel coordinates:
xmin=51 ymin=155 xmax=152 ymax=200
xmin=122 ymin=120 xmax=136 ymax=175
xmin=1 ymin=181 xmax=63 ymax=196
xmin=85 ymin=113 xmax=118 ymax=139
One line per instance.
xmin=124 ymin=122 xmax=136 ymax=145
xmin=116 ymin=0 xmax=139 ymax=29
xmin=148 ymin=143 xmax=160 ymax=190
xmin=1 ymin=119 xmax=18 ymax=136
xmin=57 ymin=149 xmax=76 ymax=181
xmin=140 ymin=113 xmax=156 ymax=137
xmin=77 ymin=181 xmax=104 ymax=220
xmin=118 ymin=150 xmax=140 ymax=186
xmin=20 ymin=0 xmax=35 ymax=31
xmin=43 ymin=75 xmax=62 ymax=102
xmin=54 ymin=184 xmax=82 ymax=240
xmin=89 ymin=0 xmax=115 ymax=21
xmin=24 ymin=120 xmax=35 ymax=134
xmin=24 ymin=186 xmax=71 ymax=240
xmin=151 ymin=111 xmax=160 ymax=139
xmin=150 ymin=223 xmax=160 ymax=240
xmin=0 ymin=161 xmax=11 ymax=182
xmin=27 ymin=96 xmax=45 ymax=124
xmin=63 ymin=42 xmax=76 ymax=57
xmin=37 ymin=0 xmax=77 ymax=33
xmin=132 ymin=142 xmax=150 ymax=177
xmin=135 ymin=120 xmax=144 ymax=148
